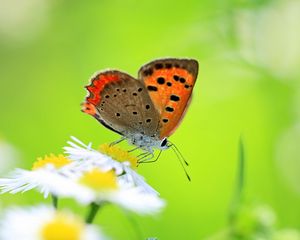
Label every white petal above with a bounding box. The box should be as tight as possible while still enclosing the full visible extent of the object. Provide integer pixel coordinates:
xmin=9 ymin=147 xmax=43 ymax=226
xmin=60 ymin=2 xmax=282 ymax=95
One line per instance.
xmin=0 ymin=205 xmax=105 ymax=240
xmin=0 ymin=169 xmax=94 ymax=204
xmin=64 ymin=137 xmax=161 ymax=197
xmin=0 ymin=169 xmax=48 ymax=196
xmin=107 ymin=187 xmax=166 ymax=215
xmin=122 ymin=166 xmax=159 ymax=195
xmin=0 ymin=205 xmax=54 ymax=240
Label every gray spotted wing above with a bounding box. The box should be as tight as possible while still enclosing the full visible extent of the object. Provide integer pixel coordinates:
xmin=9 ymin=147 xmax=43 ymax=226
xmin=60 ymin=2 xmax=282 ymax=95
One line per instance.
xmin=84 ymin=70 xmax=160 ymax=138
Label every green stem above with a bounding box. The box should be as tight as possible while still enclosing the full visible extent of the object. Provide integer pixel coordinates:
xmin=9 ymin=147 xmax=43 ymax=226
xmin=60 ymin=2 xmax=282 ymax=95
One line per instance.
xmin=86 ymin=203 xmax=100 ymax=224
xmin=51 ymin=194 xmax=58 ymax=209
xmin=229 ymin=137 xmax=245 ymax=223
xmin=125 ymin=212 xmax=143 ymax=240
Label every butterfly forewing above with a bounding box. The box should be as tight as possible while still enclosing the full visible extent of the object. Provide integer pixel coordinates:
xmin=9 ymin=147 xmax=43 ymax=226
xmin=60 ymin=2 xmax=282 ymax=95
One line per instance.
xmin=82 ymin=71 xmax=160 ymax=137
xmin=138 ymin=58 xmax=198 ymax=139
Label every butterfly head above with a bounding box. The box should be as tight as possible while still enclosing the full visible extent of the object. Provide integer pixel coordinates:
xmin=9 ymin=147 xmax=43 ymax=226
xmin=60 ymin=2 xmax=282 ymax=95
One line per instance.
xmin=127 ymin=133 xmax=169 ymax=151
xmin=159 ymin=137 xmax=169 ymax=150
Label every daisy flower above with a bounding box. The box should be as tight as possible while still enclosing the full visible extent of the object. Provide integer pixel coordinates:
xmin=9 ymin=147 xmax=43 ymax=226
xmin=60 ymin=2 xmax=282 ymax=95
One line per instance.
xmin=0 ymin=137 xmax=164 ymax=215
xmin=46 ymin=167 xmax=166 ymax=215
xmin=0 ymin=205 xmax=104 ymax=240
xmin=64 ymin=136 xmax=159 ymax=195
xmin=0 ymin=154 xmax=77 ymax=198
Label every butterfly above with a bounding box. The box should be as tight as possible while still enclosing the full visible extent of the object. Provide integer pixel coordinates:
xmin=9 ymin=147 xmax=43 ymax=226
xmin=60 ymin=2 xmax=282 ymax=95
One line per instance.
xmin=82 ymin=58 xmax=199 ymax=156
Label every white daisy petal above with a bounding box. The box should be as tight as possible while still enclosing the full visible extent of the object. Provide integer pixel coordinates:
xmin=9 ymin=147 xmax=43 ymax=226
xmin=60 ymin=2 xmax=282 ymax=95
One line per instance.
xmin=0 ymin=205 xmax=105 ymax=240
xmin=0 ymin=137 xmax=163 ymax=213
xmin=64 ymin=137 xmax=159 ymax=196
xmin=70 ymin=136 xmax=91 ymax=148
xmin=0 ymin=169 xmax=43 ymax=194
xmin=0 ymin=166 xmax=93 ymax=202
xmin=109 ymin=187 xmax=166 ymax=215
xmin=55 ymin=167 xmax=166 ymax=214
xmin=121 ymin=166 xmax=159 ymax=195
xmin=64 ymin=144 xmax=123 ymax=173
xmin=0 ymin=153 xmax=85 ymax=198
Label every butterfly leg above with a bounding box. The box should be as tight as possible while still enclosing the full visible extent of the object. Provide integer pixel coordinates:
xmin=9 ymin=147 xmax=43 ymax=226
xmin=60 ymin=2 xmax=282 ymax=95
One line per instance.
xmin=137 ymin=151 xmax=149 ymax=158
xmin=137 ymin=152 xmax=153 ymax=165
xmin=137 ymin=151 xmax=159 ymax=165
xmin=128 ymin=146 xmax=141 ymax=153
xmin=109 ymin=137 xmax=126 ymax=147
xmin=138 ymin=150 xmax=162 ymax=164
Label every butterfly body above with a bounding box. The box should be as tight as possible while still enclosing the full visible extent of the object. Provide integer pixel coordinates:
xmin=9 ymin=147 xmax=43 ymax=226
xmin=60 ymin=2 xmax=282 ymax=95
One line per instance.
xmin=82 ymin=58 xmax=198 ymax=153
xmin=126 ymin=133 xmax=168 ymax=152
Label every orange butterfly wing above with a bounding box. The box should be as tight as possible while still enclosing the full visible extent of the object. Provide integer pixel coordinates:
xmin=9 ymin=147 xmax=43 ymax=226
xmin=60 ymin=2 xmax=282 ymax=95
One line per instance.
xmin=138 ymin=58 xmax=199 ymax=139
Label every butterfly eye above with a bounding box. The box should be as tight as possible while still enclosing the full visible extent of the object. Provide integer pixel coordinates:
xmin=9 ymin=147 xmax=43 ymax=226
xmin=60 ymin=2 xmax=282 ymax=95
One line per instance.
xmin=160 ymin=138 xmax=168 ymax=147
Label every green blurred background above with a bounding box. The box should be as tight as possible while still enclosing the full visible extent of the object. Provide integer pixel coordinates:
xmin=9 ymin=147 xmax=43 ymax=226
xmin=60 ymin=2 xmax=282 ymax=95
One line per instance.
xmin=0 ymin=0 xmax=300 ymax=239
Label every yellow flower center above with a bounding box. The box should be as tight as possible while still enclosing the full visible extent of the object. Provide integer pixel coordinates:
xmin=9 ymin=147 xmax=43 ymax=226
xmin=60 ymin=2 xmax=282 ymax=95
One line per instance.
xmin=41 ymin=214 xmax=83 ymax=240
xmin=79 ymin=168 xmax=118 ymax=191
xmin=99 ymin=143 xmax=138 ymax=168
xmin=32 ymin=154 xmax=72 ymax=170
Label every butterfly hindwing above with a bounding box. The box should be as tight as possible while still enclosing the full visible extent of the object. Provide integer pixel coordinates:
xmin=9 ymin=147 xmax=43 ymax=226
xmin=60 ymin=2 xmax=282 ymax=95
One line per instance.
xmin=82 ymin=70 xmax=160 ymax=137
xmin=138 ymin=58 xmax=199 ymax=139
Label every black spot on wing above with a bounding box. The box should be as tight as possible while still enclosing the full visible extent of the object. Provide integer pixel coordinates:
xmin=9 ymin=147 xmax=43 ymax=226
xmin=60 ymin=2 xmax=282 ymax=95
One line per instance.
xmin=165 ymin=107 xmax=174 ymax=112
xmin=170 ymin=95 xmax=180 ymax=101
xmin=147 ymin=86 xmax=158 ymax=91
xmin=173 ymin=75 xmax=179 ymax=81
xmin=180 ymin=77 xmax=186 ymax=83
xmin=143 ymin=68 xmax=153 ymax=76
xmin=157 ymin=77 xmax=165 ymax=84
xmin=155 ymin=63 xmax=163 ymax=69
xmin=165 ymin=63 xmax=172 ymax=68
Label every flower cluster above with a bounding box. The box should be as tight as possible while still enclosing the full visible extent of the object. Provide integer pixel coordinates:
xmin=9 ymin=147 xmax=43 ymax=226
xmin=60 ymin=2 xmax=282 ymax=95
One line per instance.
xmin=0 ymin=137 xmax=165 ymax=240
xmin=0 ymin=205 xmax=103 ymax=240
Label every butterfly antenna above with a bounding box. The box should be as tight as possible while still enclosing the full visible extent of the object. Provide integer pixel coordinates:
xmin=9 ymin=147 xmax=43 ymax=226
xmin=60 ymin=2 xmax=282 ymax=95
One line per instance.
xmin=169 ymin=142 xmax=191 ymax=181
xmin=168 ymin=140 xmax=189 ymax=166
